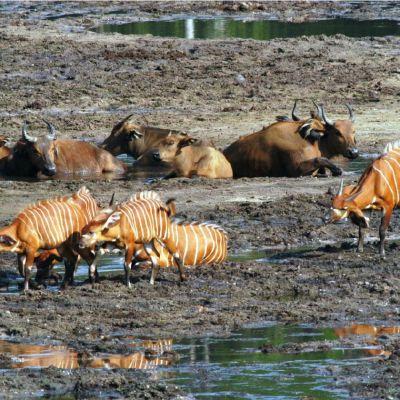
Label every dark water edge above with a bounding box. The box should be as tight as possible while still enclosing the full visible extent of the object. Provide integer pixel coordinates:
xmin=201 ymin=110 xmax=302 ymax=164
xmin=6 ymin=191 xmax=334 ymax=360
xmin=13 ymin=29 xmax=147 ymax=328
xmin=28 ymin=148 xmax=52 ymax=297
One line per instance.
xmin=93 ymin=17 xmax=400 ymax=40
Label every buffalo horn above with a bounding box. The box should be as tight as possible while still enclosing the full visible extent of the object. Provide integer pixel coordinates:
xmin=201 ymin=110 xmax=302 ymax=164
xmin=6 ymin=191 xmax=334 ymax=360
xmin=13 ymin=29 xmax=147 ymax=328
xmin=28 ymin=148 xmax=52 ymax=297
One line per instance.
xmin=345 ymin=103 xmax=355 ymax=123
xmin=312 ymin=100 xmax=322 ymax=119
xmin=337 ymin=178 xmax=344 ymax=195
xmin=291 ymin=99 xmax=300 ymax=121
xmin=42 ymin=119 xmax=56 ymax=140
xmin=22 ymin=121 xmax=37 ymax=143
xmin=320 ymin=105 xmax=334 ymax=126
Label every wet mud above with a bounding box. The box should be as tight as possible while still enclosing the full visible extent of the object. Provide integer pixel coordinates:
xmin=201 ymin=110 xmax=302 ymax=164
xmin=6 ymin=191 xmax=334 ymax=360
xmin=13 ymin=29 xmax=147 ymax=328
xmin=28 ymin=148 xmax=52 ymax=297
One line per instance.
xmin=0 ymin=1 xmax=399 ymax=399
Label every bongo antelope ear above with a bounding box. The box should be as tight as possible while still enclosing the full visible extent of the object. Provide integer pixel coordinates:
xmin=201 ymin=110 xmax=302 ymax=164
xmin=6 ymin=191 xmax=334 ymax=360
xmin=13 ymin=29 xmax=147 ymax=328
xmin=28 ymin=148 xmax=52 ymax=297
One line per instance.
xmin=102 ymin=212 xmax=121 ymax=230
xmin=0 ymin=235 xmax=17 ymax=246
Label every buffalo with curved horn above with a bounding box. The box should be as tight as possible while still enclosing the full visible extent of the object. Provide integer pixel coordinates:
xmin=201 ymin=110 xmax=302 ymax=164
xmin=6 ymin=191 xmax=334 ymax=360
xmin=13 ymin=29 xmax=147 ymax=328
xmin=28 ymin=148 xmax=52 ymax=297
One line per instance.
xmin=102 ymin=114 xmax=188 ymax=158
xmin=22 ymin=121 xmax=37 ymax=143
xmin=4 ymin=120 xmax=126 ymax=178
xmin=224 ymin=99 xmax=358 ymax=178
xmin=317 ymin=103 xmax=358 ymax=160
xmin=42 ymin=119 xmax=56 ymax=140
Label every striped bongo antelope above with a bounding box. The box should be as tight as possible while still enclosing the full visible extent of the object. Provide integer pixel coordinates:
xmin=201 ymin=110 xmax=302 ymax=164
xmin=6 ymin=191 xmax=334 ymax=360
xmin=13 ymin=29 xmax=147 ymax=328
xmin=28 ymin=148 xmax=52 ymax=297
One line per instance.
xmin=80 ymin=191 xmax=187 ymax=286
xmin=0 ymin=187 xmax=99 ymax=290
xmin=132 ymin=221 xmax=228 ymax=268
xmin=330 ymin=141 xmax=400 ymax=257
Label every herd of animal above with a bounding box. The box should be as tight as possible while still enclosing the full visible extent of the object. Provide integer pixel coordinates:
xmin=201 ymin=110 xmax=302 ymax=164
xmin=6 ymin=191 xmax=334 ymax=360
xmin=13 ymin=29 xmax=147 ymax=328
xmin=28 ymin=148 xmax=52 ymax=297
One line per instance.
xmin=0 ymin=188 xmax=228 ymax=291
xmin=0 ymin=100 xmax=357 ymax=180
xmin=1 ymin=99 xmax=399 ymax=291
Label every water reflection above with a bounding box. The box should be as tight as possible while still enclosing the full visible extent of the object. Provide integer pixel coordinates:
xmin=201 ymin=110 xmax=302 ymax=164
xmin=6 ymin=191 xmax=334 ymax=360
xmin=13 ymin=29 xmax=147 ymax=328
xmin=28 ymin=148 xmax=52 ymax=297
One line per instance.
xmin=0 ymin=325 xmax=393 ymax=399
xmin=94 ymin=18 xmax=400 ymax=40
xmin=86 ymin=352 xmax=171 ymax=369
xmin=334 ymin=324 xmax=400 ymax=338
xmin=164 ymin=325 xmax=376 ymax=400
xmin=0 ymin=338 xmax=173 ymax=370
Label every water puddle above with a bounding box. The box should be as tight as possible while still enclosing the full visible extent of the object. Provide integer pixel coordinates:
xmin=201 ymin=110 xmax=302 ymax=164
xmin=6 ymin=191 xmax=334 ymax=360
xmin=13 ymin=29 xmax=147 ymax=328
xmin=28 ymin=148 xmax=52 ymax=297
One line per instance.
xmin=0 ymin=324 xmax=396 ymax=398
xmin=93 ymin=17 xmax=400 ymax=40
xmin=0 ymin=153 xmax=376 ymax=184
xmin=335 ymin=153 xmax=375 ymax=176
xmin=0 ymin=155 xmax=167 ymax=183
xmin=0 ymin=253 xmax=126 ymax=294
xmin=159 ymin=324 xmax=395 ymax=399
xmin=229 ymin=231 xmax=400 ymax=265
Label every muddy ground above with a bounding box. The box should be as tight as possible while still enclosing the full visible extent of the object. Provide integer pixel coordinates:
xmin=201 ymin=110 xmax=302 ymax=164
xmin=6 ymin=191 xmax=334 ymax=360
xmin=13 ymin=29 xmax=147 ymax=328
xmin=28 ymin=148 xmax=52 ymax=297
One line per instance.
xmin=0 ymin=1 xmax=399 ymax=399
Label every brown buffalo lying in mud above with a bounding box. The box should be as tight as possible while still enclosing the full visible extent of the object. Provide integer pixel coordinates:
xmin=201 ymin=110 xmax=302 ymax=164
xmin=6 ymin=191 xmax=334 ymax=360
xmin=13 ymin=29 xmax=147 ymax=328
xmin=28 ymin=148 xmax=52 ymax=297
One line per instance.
xmin=152 ymin=134 xmax=233 ymax=179
xmin=4 ymin=121 xmax=126 ymax=178
xmin=223 ymin=101 xmax=358 ymax=178
xmin=102 ymin=114 xmax=187 ymax=159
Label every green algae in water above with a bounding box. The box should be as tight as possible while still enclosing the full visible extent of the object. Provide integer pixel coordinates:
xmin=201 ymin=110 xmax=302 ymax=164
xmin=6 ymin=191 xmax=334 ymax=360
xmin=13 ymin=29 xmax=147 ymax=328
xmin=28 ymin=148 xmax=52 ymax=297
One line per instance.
xmin=94 ymin=18 xmax=400 ymax=40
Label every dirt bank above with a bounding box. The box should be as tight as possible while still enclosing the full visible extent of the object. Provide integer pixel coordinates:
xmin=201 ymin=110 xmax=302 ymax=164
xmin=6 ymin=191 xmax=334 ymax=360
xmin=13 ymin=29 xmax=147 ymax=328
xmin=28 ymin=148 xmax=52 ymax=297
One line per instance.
xmin=0 ymin=1 xmax=399 ymax=399
xmin=0 ymin=4 xmax=399 ymax=149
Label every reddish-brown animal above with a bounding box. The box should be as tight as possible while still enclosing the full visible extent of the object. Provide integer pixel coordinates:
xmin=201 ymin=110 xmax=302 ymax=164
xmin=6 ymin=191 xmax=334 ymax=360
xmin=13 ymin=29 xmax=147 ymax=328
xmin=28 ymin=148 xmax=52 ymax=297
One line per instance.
xmin=80 ymin=191 xmax=187 ymax=286
xmin=330 ymin=142 xmax=400 ymax=257
xmin=101 ymin=114 xmax=187 ymax=158
xmin=223 ymin=102 xmax=358 ymax=178
xmin=5 ymin=121 xmax=125 ymax=178
xmin=0 ymin=187 xmax=99 ymax=290
xmin=153 ymin=135 xmax=233 ymax=179
xmin=133 ymin=221 xmax=228 ymax=268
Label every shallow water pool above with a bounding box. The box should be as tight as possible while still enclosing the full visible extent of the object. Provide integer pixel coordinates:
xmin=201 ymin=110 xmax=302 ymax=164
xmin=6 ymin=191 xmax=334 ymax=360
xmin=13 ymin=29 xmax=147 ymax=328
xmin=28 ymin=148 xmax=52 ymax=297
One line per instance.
xmin=93 ymin=17 xmax=400 ymax=40
xmin=0 ymin=323 xmax=392 ymax=399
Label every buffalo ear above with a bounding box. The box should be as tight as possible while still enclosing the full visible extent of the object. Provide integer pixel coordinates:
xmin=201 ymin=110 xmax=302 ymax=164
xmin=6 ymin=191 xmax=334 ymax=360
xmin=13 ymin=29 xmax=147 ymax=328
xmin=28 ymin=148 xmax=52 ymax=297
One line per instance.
xmin=102 ymin=212 xmax=121 ymax=230
xmin=0 ymin=235 xmax=17 ymax=246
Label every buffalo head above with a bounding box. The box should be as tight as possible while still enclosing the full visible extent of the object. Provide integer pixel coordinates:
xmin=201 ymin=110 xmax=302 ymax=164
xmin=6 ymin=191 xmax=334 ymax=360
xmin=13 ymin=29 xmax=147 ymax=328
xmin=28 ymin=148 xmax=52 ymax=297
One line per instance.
xmin=21 ymin=120 xmax=58 ymax=176
xmin=101 ymin=114 xmax=144 ymax=156
xmin=316 ymin=103 xmax=358 ymax=160
xmin=152 ymin=133 xmax=197 ymax=163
